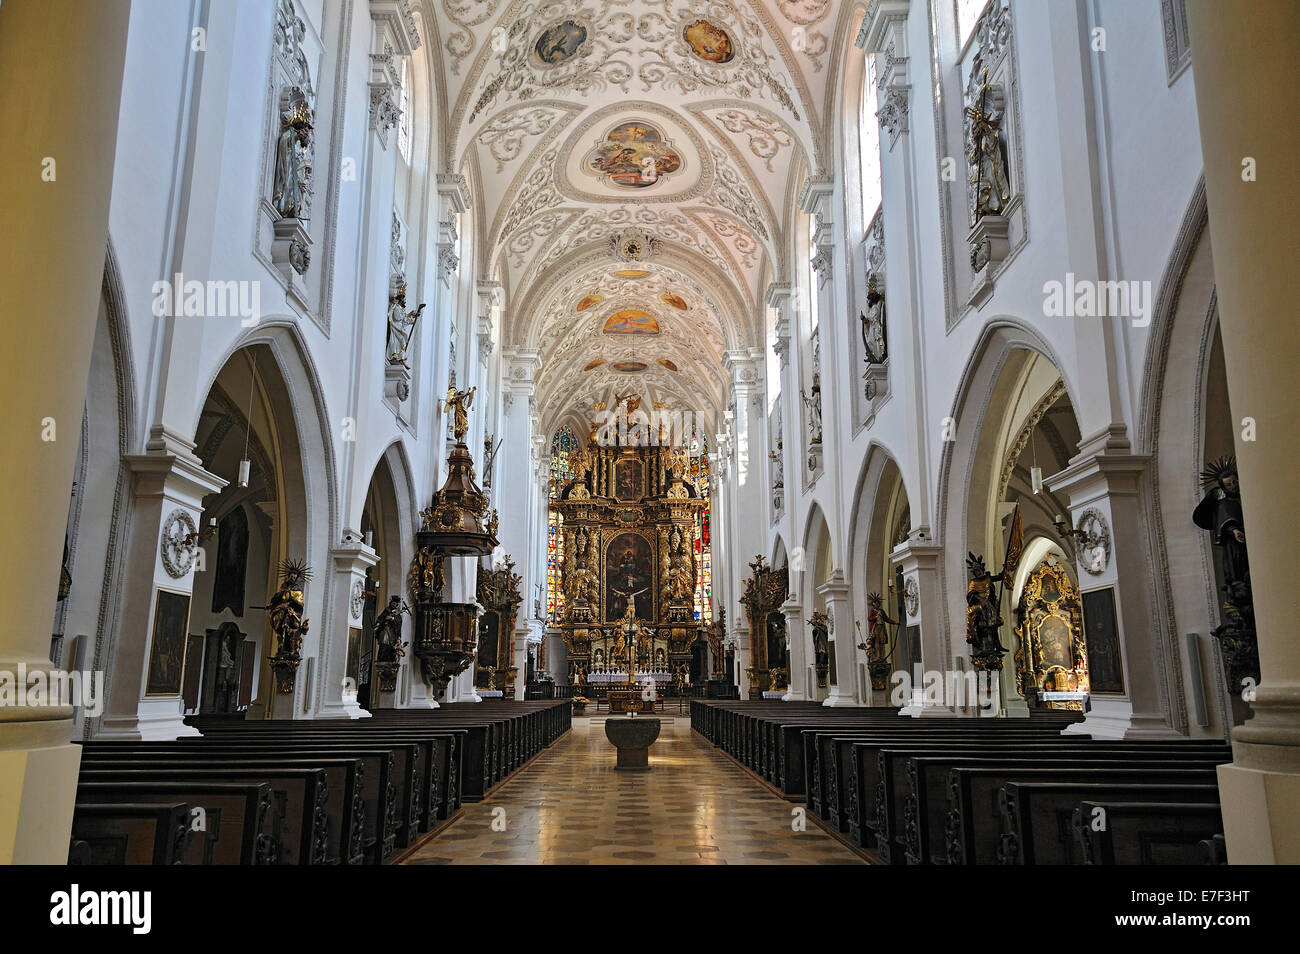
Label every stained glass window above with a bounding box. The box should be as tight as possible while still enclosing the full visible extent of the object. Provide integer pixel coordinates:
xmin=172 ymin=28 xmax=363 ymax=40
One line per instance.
xmin=546 ymin=427 xmax=580 ymax=625
xmin=688 ymin=434 xmax=713 ymax=626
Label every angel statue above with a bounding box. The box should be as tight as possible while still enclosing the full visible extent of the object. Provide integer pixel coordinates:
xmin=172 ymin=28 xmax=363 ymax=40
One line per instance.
xmin=441 ymin=385 xmax=477 ymax=441
xmin=385 ymin=283 xmax=425 ymax=368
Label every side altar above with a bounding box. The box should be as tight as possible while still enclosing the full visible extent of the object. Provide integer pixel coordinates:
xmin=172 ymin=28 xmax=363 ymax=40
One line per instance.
xmin=553 ymin=420 xmax=707 ymax=688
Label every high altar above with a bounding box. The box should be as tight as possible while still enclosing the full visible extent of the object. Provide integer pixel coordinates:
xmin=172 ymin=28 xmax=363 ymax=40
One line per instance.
xmin=553 ymin=429 xmax=708 ymax=687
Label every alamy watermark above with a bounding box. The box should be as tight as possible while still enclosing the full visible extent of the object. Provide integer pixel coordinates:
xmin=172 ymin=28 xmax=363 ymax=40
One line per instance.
xmin=889 ymin=667 xmax=999 ymax=711
xmin=0 ymin=664 xmax=103 ymax=717
xmin=152 ymin=272 xmax=262 ymax=327
xmin=1042 ymin=272 xmax=1152 ymax=327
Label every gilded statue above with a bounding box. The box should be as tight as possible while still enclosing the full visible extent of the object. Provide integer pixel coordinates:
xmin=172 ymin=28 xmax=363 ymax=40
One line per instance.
xmin=566 ymin=559 xmax=599 ymax=607
xmin=408 ymin=546 xmax=445 ymax=600
xmin=441 ymin=385 xmax=477 ymax=441
xmin=267 ymin=559 xmax=312 ymax=656
xmin=272 ymin=86 xmax=314 ymax=221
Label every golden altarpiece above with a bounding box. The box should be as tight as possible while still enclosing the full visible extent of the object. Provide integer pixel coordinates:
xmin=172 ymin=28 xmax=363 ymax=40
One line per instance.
xmin=1013 ymin=556 xmax=1090 ymax=710
xmin=552 ymin=435 xmax=707 ymax=686
xmin=739 ymin=555 xmax=789 ymax=698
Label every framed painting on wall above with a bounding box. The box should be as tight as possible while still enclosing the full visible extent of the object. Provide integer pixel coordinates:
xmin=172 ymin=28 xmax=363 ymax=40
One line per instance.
xmin=146 ymin=588 xmax=191 ymax=695
xmin=1081 ymin=586 xmax=1125 ymax=694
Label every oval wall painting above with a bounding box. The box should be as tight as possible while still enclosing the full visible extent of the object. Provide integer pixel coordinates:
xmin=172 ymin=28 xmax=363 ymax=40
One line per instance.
xmin=661 ymin=293 xmax=688 ymax=311
xmin=535 ymin=20 xmax=587 ymax=65
xmin=602 ymin=309 xmax=660 ymax=334
xmin=613 ymin=362 xmax=648 ymax=373
xmin=583 ymin=359 xmax=606 ymax=371
xmin=684 ymin=20 xmax=735 ymax=64
xmin=657 ymin=358 xmax=679 ymax=372
xmin=614 ymin=269 xmax=649 ymax=279
xmin=576 ymin=294 xmax=602 ymax=312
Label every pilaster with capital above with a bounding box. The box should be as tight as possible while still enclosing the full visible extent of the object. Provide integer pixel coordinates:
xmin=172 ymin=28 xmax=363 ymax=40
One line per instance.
xmin=820 ymin=572 xmax=864 ymax=706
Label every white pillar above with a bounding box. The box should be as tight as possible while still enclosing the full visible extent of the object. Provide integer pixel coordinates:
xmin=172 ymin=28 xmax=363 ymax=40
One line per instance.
xmin=0 ymin=0 xmax=130 ymax=863
xmin=891 ymin=539 xmax=948 ymax=717
xmin=781 ymin=597 xmax=809 ymax=701
xmin=316 ymin=543 xmax=379 ymax=719
xmin=1048 ymin=445 xmax=1178 ymax=738
xmin=821 ymin=572 xmax=864 ymax=706
xmin=1187 ymin=0 xmax=1300 ymax=863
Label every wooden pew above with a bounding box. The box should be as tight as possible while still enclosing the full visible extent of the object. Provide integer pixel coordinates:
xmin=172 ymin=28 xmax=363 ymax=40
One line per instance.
xmin=78 ymin=760 xmax=335 ymax=865
xmin=68 ymin=802 xmax=190 ymax=865
xmin=74 ymin=781 xmax=277 ymax=865
xmin=953 ymin=770 xmax=1219 ymax=864
xmin=1071 ymin=800 xmax=1225 ymax=865
xmin=897 ymin=749 xmax=1227 ymax=864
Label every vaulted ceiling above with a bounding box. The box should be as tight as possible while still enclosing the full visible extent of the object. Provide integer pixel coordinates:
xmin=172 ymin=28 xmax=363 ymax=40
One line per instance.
xmin=417 ymin=0 xmax=861 ymax=435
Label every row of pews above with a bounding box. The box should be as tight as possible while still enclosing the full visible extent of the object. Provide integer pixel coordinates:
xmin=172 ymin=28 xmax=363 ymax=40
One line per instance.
xmin=68 ymin=700 xmax=571 ymax=865
xmin=692 ymin=701 xmax=1231 ymax=865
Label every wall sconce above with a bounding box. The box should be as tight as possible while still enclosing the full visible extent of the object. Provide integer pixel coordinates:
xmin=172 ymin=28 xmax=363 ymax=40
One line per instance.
xmin=183 ymin=517 xmax=218 ymax=548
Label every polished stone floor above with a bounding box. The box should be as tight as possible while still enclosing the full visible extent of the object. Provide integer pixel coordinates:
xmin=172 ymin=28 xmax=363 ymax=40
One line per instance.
xmin=401 ymin=716 xmax=865 ymax=865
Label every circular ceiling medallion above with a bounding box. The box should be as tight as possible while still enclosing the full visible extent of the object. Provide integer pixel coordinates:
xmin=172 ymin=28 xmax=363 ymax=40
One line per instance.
xmin=684 ymin=20 xmax=735 ymax=64
xmin=661 ymin=293 xmax=688 ymax=310
xmin=534 ymin=20 xmax=588 ymax=66
xmin=613 ymin=269 xmax=649 ymax=279
xmin=575 ymin=294 xmax=602 ymax=312
xmin=603 ymin=309 xmax=660 ymax=334
xmin=613 ymin=362 xmax=648 ymax=373
xmin=583 ymin=358 xmax=606 ymax=371
xmin=657 ymin=358 xmax=679 ymax=372
xmin=584 ymin=121 xmax=683 ymax=189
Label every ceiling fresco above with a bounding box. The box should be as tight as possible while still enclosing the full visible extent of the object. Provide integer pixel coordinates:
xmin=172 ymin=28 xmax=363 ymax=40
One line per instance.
xmin=417 ymin=0 xmax=858 ymax=435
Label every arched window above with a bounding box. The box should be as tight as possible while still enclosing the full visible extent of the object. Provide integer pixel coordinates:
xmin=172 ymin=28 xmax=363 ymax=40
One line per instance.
xmin=688 ymin=433 xmax=713 ymax=625
xmin=957 ymin=0 xmax=989 ymax=50
xmin=546 ymin=426 xmax=580 ymax=625
xmin=398 ymin=59 xmax=412 ymax=162
xmin=859 ymin=54 xmax=882 ymax=224
xmin=806 ymin=213 xmax=821 ymax=333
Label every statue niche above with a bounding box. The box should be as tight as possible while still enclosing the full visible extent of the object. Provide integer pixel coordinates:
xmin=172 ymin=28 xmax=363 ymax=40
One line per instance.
xmin=605 ymin=532 xmax=654 ymax=623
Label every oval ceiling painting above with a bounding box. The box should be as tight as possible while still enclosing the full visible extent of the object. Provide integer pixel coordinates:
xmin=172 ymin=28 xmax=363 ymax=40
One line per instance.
xmin=613 ymin=362 xmax=648 ymax=373
xmin=684 ymin=20 xmax=735 ymax=64
xmin=603 ymin=309 xmax=660 ymax=334
xmin=613 ymin=269 xmax=649 ymax=279
xmin=575 ymin=294 xmax=602 ymax=312
xmin=661 ymin=293 xmax=688 ymax=311
xmin=585 ymin=121 xmax=683 ymax=189
xmin=657 ymin=358 xmax=679 ymax=372
xmin=583 ymin=358 xmax=606 ymax=371
xmin=534 ymin=20 xmax=587 ymax=65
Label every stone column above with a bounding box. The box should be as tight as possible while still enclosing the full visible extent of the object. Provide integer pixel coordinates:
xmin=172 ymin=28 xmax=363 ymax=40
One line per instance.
xmin=821 ymin=572 xmax=863 ymax=706
xmin=315 ymin=543 xmax=379 ymax=719
xmin=1047 ymin=440 xmax=1178 ymax=738
xmin=99 ymin=448 xmax=225 ymax=739
xmin=891 ymin=538 xmax=948 ymax=716
xmin=0 ymin=0 xmax=130 ymax=863
xmin=1186 ymin=0 xmax=1300 ymax=863
xmin=780 ymin=597 xmax=809 ymax=701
